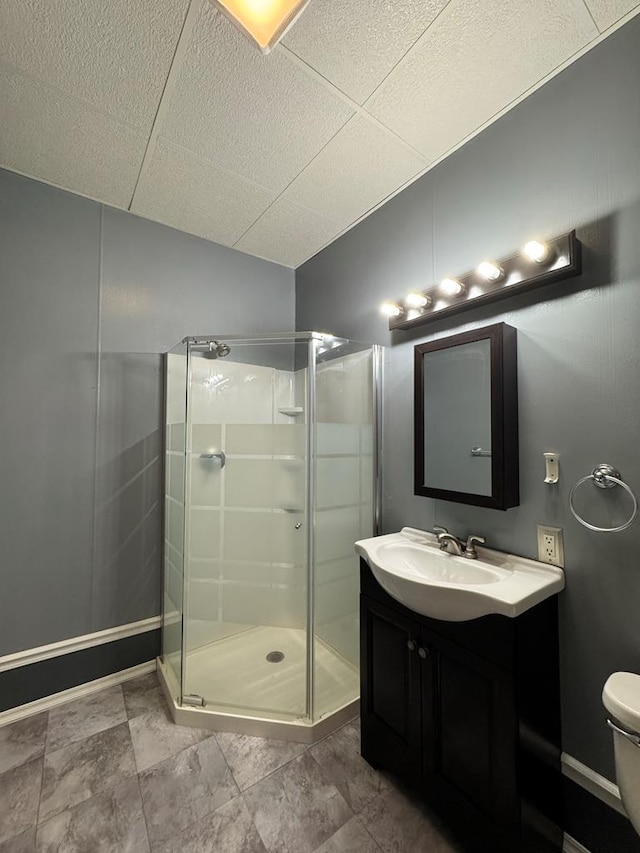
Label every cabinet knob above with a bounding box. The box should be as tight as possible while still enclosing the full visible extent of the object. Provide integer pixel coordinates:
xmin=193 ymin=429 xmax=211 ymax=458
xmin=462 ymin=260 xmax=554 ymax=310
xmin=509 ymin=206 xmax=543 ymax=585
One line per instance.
xmin=418 ymin=647 xmax=430 ymax=659
xmin=407 ymin=640 xmax=417 ymax=652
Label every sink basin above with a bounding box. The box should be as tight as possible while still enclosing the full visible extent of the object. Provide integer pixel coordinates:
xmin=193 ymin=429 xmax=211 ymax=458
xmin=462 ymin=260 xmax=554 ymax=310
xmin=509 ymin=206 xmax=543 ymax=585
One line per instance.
xmin=355 ymin=527 xmax=565 ymax=621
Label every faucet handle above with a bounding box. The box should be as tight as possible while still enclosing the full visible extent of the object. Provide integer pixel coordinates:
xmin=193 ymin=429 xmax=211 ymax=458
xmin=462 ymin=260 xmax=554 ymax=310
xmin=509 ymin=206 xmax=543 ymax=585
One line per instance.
xmin=433 ymin=525 xmax=449 ymax=538
xmin=465 ymin=535 xmax=486 ymax=559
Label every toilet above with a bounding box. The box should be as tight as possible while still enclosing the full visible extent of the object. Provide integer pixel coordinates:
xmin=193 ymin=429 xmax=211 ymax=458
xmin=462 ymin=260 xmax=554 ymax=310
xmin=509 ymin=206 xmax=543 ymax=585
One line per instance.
xmin=603 ymin=672 xmax=640 ymax=834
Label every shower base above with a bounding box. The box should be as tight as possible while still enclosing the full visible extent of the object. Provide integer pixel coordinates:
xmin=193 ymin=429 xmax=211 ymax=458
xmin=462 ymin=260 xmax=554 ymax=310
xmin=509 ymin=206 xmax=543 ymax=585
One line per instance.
xmin=157 ymin=625 xmax=359 ymax=743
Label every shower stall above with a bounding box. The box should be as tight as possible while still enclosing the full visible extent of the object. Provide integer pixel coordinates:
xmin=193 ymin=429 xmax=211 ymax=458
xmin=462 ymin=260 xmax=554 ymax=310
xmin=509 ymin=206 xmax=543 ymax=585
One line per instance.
xmin=159 ymin=332 xmax=382 ymax=741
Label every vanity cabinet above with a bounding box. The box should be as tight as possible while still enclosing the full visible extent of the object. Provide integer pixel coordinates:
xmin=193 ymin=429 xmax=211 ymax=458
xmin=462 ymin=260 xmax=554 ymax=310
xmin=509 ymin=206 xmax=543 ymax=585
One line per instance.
xmin=360 ymin=560 xmax=562 ymax=853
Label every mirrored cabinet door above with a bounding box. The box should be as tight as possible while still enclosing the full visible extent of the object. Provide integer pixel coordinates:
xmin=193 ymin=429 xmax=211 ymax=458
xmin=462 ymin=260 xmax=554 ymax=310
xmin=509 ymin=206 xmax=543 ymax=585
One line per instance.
xmin=414 ymin=323 xmax=519 ymax=510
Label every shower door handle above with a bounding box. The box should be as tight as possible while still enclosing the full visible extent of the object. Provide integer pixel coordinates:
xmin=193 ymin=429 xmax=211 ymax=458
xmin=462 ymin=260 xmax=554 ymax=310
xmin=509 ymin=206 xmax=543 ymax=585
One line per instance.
xmin=200 ymin=450 xmax=226 ymax=468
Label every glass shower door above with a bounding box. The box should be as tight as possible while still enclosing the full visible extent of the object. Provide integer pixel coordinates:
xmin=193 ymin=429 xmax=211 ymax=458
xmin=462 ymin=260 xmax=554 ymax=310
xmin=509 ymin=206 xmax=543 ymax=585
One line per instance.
xmin=312 ymin=340 xmax=380 ymax=721
xmin=182 ymin=338 xmax=311 ymax=720
xmin=162 ymin=342 xmax=188 ymax=697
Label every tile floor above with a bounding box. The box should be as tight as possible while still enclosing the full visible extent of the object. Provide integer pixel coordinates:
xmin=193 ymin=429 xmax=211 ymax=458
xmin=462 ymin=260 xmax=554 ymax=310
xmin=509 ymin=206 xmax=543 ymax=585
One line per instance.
xmin=0 ymin=672 xmax=463 ymax=852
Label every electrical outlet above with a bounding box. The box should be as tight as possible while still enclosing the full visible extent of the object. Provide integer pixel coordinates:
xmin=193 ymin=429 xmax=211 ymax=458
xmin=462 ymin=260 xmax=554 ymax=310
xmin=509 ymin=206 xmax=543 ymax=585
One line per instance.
xmin=537 ymin=525 xmax=564 ymax=567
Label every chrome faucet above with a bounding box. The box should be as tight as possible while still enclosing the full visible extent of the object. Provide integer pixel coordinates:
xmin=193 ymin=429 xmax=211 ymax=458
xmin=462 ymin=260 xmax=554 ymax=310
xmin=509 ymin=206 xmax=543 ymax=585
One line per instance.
xmin=433 ymin=526 xmax=486 ymax=559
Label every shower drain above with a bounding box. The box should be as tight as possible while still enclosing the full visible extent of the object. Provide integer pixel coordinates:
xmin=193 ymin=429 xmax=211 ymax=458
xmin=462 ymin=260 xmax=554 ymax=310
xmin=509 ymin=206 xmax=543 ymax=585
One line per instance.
xmin=266 ymin=651 xmax=285 ymax=663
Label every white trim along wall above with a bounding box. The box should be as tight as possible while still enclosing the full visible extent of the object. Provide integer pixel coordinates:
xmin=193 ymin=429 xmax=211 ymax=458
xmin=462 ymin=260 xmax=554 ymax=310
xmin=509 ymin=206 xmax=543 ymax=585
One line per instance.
xmin=0 ymin=616 xmax=162 ymax=673
xmin=0 ymin=661 xmax=156 ymax=728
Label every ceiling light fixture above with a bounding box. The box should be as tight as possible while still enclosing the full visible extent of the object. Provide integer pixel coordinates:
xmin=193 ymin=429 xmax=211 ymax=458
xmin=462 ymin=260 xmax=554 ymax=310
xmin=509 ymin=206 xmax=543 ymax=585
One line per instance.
xmin=210 ymin=0 xmax=311 ymax=54
xmin=380 ymin=231 xmax=581 ymax=330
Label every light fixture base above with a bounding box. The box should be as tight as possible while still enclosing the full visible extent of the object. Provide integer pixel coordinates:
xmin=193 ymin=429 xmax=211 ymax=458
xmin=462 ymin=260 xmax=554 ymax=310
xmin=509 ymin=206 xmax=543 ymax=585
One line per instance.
xmin=210 ymin=0 xmax=312 ymax=54
xmin=386 ymin=230 xmax=581 ymax=331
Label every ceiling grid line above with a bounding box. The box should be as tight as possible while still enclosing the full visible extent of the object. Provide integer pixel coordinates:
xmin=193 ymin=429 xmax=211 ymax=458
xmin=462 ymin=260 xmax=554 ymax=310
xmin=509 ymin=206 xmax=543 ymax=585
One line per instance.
xmin=229 ymin=110 xmax=357 ymax=248
xmin=579 ymin=0 xmax=604 ymax=31
xmin=152 ymin=138 xmax=281 ymax=196
xmin=127 ymin=0 xmax=201 ymax=211
xmin=0 ymin=58 xmax=147 ymax=136
xmin=275 ymin=43 xmax=432 ymax=164
xmin=357 ymin=0 xmax=457 ymax=106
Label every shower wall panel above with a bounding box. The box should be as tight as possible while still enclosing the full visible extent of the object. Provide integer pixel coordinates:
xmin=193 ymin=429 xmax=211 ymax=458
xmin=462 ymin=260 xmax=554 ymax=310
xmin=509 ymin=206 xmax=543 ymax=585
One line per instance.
xmin=185 ymin=356 xmax=307 ymax=653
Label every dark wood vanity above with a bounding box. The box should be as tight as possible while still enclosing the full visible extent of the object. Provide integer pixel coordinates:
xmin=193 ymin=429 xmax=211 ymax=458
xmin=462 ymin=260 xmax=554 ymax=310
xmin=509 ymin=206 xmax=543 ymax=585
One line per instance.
xmin=360 ymin=559 xmax=563 ymax=852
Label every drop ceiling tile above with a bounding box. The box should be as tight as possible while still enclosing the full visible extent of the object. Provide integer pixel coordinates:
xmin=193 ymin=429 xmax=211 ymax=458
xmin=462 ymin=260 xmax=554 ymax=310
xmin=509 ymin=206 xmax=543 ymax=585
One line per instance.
xmin=282 ymin=0 xmax=450 ymax=104
xmin=583 ymin=0 xmax=640 ymax=30
xmin=131 ymin=140 xmax=276 ymax=247
xmin=235 ymin=199 xmax=340 ymax=267
xmin=158 ymin=1 xmax=354 ymax=193
xmin=0 ymin=0 xmax=189 ymax=132
xmin=367 ymin=0 xmax=598 ymax=161
xmin=285 ymin=115 xmax=426 ymax=230
xmin=0 ymin=67 xmax=147 ymax=207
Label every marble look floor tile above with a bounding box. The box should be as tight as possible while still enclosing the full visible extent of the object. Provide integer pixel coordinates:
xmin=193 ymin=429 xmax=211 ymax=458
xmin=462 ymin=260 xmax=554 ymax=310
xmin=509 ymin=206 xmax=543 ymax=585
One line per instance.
xmin=0 ymin=829 xmax=36 ymax=853
xmin=46 ymin=685 xmax=127 ymax=753
xmin=139 ymin=737 xmax=238 ymax=845
xmin=0 ymin=759 xmax=42 ymax=844
xmin=39 ymin=722 xmax=136 ymax=822
xmin=122 ymin=673 xmax=167 ymax=720
xmin=310 ymin=722 xmax=388 ymax=814
xmin=0 ymin=713 xmax=47 ymax=774
xmin=36 ymin=778 xmax=149 ymax=853
xmin=215 ymin=731 xmax=306 ymax=791
xmin=129 ymin=708 xmax=213 ymax=772
xmin=360 ymin=786 xmax=462 ymax=853
xmin=312 ymin=817 xmax=380 ymax=853
xmin=151 ymin=795 xmax=267 ymax=853
xmin=243 ymin=751 xmax=353 ymax=853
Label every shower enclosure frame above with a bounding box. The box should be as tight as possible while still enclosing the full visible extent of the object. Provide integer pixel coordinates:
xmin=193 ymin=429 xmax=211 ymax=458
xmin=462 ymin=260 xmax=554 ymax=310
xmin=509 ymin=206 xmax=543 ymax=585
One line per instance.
xmin=158 ymin=331 xmax=383 ymax=742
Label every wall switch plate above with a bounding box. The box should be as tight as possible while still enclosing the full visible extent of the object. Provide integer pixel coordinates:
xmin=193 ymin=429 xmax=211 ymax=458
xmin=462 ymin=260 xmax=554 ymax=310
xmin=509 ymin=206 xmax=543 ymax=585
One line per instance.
xmin=537 ymin=525 xmax=564 ymax=567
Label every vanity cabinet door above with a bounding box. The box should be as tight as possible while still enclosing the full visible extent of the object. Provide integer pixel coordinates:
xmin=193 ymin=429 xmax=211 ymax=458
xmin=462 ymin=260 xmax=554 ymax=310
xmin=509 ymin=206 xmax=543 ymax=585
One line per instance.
xmin=360 ymin=595 xmax=422 ymax=780
xmin=426 ymin=634 xmax=520 ymax=851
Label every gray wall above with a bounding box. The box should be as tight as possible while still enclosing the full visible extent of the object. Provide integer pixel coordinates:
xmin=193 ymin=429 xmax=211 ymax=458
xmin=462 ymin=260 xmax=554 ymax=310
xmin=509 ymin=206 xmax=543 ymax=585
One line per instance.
xmin=296 ymin=17 xmax=640 ymax=780
xmin=0 ymin=168 xmax=294 ymax=656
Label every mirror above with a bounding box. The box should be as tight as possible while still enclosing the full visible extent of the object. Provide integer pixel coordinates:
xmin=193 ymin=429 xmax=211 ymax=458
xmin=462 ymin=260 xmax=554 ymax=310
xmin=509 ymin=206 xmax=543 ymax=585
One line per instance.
xmin=414 ymin=323 xmax=519 ymax=510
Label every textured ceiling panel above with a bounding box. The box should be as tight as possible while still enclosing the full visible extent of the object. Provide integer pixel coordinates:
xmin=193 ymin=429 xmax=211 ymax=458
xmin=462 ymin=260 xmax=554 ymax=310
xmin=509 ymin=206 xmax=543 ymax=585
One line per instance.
xmin=157 ymin=2 xmax=353 ymax=193
xmin=0 ymin=67 xmax=147 ymax=207
xmin=131 ymin=141 xmax=276 ymax=247
xmin=584 ymin=0 xmax=640 ymax=29
xmin=235 ymin=199 xmax=340 ymax=267
xmin=282 ymin=0 xmax=450 ymax=104
xmin=0 ymin=0 xmax=635 ymax=267
xmin=0 ymin=0 xmax=189 ymax=133
xmin=285 ymin=115 xmax=426 ymax=230
xmin=367 ymin=0 xmax=598 ymax=161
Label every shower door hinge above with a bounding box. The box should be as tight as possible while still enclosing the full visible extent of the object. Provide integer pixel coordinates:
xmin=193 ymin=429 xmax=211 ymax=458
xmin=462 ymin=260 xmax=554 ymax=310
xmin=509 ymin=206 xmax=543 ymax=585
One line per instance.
xmin=182 ymin=693 xmax=205 ymax=707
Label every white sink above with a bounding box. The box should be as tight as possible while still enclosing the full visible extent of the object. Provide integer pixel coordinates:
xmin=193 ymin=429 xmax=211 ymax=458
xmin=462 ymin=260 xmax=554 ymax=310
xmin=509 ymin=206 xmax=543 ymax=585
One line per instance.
xmin=355 ymin=527 xmax=565 ymax=622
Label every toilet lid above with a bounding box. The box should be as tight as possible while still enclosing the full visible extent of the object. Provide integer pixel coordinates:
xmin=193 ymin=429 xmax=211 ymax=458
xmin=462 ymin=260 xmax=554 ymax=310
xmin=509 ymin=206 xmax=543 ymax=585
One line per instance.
xmin=603 ymin=672 xmax=640 ymax=733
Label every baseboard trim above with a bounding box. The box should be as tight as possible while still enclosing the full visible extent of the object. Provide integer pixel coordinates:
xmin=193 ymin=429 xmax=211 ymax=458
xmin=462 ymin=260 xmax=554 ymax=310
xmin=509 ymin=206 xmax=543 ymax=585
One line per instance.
xmin=0 ymin=660 xmax=156 ymax=727
xmin=0 ymin=616 xmax=162 ymax=673
xmin=564 ymin=834 xmax=591 ymax=853
xmin=561 ymin=752 xmax=625 ymax=816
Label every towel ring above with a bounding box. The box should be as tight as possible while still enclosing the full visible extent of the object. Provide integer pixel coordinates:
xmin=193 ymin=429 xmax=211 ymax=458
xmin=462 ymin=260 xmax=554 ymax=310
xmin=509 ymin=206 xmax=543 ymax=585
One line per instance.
xmin=569 ymin=464 xmax=638 ymax=533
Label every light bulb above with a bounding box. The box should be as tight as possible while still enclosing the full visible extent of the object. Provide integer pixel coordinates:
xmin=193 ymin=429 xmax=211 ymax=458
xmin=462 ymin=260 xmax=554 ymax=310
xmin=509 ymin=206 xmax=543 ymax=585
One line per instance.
xmin=439 ymin=278 xmax=465 ymax=297
xmin=477 ymin=261 xmax=504 ymax=282
xmin=523 ymin=240 xmax=551 ymax=264
xmin=380 ymin=302 xmax=402 ymax=318
xmin=405 ymin=292 xmax=430 ymax=309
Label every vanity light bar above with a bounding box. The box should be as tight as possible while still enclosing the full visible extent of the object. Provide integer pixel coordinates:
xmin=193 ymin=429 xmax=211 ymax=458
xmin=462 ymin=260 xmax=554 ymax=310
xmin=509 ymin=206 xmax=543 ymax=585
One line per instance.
xmin=382 ymin=230 xmax=581 ymax=330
